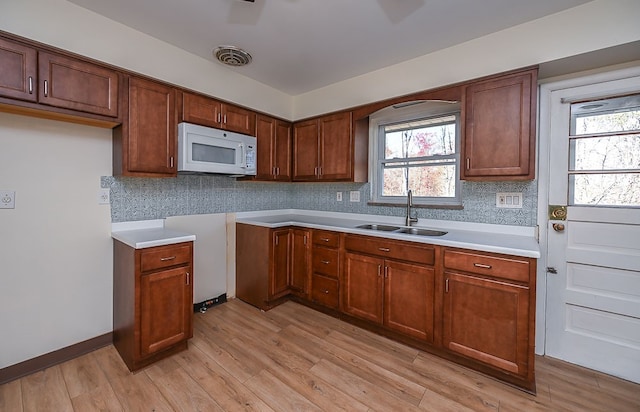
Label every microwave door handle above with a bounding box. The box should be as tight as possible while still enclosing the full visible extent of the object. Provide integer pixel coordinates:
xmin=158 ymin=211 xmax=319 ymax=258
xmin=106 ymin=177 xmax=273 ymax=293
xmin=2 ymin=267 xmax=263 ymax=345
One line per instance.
xmin=239 ymin=143 xmax=246 ymax=168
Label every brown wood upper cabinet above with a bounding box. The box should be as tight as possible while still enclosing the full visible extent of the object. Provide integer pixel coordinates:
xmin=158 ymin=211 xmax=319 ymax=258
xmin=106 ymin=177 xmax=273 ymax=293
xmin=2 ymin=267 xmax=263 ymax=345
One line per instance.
xmin=461 ymin=68 xmax=537 ymax=180
xmin=181 ymin=91 xmax=256 ymax=136
xmin=293 ymin=111 xmax=356 ymax=181
xmin=255 ymin=115 xmax=292 ymax=181
xmin=0 ymin=37 xmax=119 ymax=118
xmin=113 ymin=76 xmax=177 ymax=177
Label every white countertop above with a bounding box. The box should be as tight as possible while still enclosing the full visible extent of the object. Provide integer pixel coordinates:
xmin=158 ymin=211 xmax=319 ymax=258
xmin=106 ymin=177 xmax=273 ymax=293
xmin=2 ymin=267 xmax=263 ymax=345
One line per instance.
xmin=111 ymin=220 xmax=196 ymax=249
xmin=236 ymin=210 xmax=541 ymax=258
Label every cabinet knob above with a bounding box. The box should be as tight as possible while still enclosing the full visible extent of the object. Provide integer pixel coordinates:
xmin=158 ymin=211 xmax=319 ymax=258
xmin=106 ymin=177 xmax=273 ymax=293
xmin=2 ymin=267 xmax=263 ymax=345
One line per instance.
xmin=323 ymin=289 xmax=329 ymax=294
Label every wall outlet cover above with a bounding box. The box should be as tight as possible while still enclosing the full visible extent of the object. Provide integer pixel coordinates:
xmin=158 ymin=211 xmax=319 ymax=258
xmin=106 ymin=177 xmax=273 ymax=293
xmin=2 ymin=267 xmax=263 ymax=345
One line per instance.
xmin=98 ymin=189 xmax=110 ymax=205
xmin=336 ymin=192 xmax=343 ymax=201
xmin=0 ymin=190 xmax=15 ymax=209
xmin=349 ymin=191 xmax=360 ymax=202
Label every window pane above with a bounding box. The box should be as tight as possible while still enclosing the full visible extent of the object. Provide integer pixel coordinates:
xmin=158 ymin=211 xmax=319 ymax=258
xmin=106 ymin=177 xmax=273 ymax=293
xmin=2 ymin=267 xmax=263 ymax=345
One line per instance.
xmin=570 ymin=173 xmax=640 ymax=206
xmin=384 ymin=122 xmax=456 ymax=159
xmin=570 ymin=94 xmax=640 ymax=136
xmin=571 ymin=134 xmax=640 ymax=171
xmin=382 ymin=165 xmax=456 ymax=197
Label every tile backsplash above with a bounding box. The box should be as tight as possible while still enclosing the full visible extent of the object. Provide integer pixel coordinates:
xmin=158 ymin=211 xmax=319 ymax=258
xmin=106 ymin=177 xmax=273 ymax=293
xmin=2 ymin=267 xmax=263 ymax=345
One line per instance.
xmin=102 ymin=176 xmax=537 ymax=226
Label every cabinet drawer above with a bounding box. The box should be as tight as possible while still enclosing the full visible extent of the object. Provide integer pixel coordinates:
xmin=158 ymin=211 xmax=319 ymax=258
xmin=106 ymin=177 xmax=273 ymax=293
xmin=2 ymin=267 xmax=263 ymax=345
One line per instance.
xmin=444 ymin=249 xmax=530 ymax=283
xmin=312 ymin=247 xmax=339 ymax=278
xmin=311 ymin=274 xmax=339 ymax=309
xmin=312 ymin=230 xmax=340 ymax=248
xmin=140 ymin=243 xmax=192 ymax=272
xmin=344 ymin=235 xmax=435 ymax=266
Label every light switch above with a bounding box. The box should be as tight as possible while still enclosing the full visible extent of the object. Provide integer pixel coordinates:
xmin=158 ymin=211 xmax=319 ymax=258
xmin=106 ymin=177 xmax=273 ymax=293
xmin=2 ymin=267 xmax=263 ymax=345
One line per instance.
xmin=496 ymin=192 xmax=523 ymax=209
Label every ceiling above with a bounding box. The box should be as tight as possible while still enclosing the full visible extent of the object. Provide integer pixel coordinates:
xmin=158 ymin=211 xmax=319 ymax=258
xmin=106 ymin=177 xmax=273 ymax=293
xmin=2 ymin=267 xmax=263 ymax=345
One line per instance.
xmin=67 ymin=0 xmax=593 ymax=95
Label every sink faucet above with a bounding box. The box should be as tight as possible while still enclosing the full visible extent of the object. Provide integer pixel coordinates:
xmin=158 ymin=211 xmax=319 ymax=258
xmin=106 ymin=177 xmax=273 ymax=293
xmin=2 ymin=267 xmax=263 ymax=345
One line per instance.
xmin=405 ymin=190 xmax=418 ymax=227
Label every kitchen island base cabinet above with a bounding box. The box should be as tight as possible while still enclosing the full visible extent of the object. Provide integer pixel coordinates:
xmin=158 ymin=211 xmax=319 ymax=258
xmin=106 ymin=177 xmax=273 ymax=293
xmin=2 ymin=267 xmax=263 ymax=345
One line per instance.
xmin=113 ymin=240 xmax=193 ymax=372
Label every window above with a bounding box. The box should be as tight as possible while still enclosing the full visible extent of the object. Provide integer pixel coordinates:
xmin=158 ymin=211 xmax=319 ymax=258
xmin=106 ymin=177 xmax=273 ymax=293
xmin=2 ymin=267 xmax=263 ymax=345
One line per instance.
xmin=569 ymin=94 xmax=640 ymax=207
xmin=370 ymin=101 xmax=461 ymax=206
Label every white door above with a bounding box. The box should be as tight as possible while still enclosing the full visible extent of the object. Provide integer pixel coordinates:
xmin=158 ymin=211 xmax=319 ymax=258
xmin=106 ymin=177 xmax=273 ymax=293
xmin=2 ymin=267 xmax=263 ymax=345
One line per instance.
xmin=544 ymin=70 xmax=640 ymax=383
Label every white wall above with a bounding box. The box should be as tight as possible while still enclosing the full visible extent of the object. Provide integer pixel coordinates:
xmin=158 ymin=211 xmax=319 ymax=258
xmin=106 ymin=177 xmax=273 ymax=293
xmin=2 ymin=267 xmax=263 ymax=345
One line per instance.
xmin=0 ymin=113 xmax=113 ymax=368
xmin=0 ymin=0 xmax=293 ymax=120
xmin=292 ymin=0 xmax=640 ymax=118
xmin=2 ymin=1 xmax=640 ymax=121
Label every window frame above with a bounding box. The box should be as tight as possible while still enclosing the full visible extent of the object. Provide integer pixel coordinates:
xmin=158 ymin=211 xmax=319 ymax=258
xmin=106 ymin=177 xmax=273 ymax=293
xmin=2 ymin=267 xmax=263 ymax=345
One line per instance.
xmin=369 ymin=101 xmax=462 ymax=207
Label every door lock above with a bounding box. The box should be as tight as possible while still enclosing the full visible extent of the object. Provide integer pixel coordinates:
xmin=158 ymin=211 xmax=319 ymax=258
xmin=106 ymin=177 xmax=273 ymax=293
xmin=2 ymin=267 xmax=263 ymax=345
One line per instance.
xmin=548 ymin=205 xmax=567 ymax=220
xmin=552 ymin=223 xmax=565 ymax=232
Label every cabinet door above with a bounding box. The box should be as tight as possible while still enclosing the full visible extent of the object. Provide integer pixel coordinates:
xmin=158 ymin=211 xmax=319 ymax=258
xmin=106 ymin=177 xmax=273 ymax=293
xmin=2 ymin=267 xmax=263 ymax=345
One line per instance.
xmin=0 ymin=38 xmax=37 ymax=102
xmin=274 ymin=120 xmax=292 ymax=181
xmin=140 ymin=266 xmax=192 ymax=357
xmin=126 ymin=77 xmax=177 ymax=175
xmin=443 ymin=272 xmax=530 ymax=376
xmin=270 ymin=229 xmax=290 ymax=299
xmin=222 ymin=103 xmax=256 ymax=136
xmin=462 ymin=70 xmax=536 ymax=180
xmin=293 ymin=119 xmax=320 ymax=181
xmin=384 ymin=260 xmax=435 ymax=342
xmin=182 ymin=92 xmax=221 ymax=128
xmin=38 ymin=52 xmax=118 ymax=117
xmin=290 ymin=229 xmax=310 ymax=295
xmin=343 ymin=252 xmax=383 ymax=324
xmin=319 ymin=111 xmax=353 ymax=180
xmin=255 ymin=115 xmax=276 ymax=180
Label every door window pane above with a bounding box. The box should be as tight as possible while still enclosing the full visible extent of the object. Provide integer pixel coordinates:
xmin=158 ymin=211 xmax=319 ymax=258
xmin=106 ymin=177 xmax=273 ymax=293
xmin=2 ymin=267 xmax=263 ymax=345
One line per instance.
xmin=570 ymin=173 xmax=640 ymax=206
xmin=569 ymin=94 xmax=640 ymax=207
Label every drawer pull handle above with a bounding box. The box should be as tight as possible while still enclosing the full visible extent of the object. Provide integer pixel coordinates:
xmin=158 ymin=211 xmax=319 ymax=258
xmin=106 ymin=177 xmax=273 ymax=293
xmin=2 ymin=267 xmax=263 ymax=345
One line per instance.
xmin=321 ymin=238 xmax=330 ymax=242
xmin=160 ymin=256 xmax=176 ymax=261
xmin=378 ymin=247 xmax=390 ymax=252
xmin=321 ymin=260 xmax=330 ymax=264
xmin=28 ymin=76 xmax=33 ymax=94
xmin=474 ymin=263 xmax=492 ymax=269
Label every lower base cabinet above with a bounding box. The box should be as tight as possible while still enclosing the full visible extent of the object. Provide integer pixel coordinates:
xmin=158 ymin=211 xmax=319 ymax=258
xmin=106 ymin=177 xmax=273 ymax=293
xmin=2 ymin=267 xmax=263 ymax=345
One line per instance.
xmin=235 ymin=224 xmax=536 ymax=392
xmin=113 ymin=240 xmax=193 ymax=371
xmin=236 ymin=224 xmax=310 ymax=310
xmin=443 ymin=272 xmax=530 ymax=376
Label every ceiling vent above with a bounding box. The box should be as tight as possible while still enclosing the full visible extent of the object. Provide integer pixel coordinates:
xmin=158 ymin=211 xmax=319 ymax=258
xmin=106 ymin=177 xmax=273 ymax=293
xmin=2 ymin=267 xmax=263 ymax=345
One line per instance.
xmin=213 ymin=45 xmax=252 ymax=67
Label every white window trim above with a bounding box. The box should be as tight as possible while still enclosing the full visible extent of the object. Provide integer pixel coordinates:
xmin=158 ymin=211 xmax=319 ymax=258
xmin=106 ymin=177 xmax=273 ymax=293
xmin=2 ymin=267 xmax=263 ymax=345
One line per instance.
xmin=368 ymin=101 xmax=462 ymax=206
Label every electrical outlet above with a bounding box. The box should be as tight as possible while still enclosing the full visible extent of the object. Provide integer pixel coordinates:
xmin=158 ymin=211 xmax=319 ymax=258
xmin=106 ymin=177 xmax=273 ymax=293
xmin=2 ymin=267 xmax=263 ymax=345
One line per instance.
xmin=336 ymin=192 xmax=343 ymax=201
xmin=0 ymin=190 xmax=15 ymax=209
xmin=349 ymin=191 xmax=360 ymax=202
xmin=98 ymin=189 xmax=110 ymax=205
xmin=496 ymin=192 xmax=523 ymax=208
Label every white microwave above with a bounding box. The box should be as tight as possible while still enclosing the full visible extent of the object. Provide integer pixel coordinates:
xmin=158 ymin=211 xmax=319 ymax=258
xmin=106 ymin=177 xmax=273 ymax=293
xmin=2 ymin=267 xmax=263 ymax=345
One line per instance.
xmin=178 ymin=122 xmax=257 ymax=176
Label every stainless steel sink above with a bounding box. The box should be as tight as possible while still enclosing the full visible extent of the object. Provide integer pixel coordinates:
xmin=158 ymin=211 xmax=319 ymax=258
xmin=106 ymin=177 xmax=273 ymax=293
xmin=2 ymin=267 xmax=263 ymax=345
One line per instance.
xmin=356 ymin=224 xmax=447 ymax=236
xmin=394 ymin=227 xmax=447 ymax=236
xmin=356 ymin=224 xmax=401 ymax=231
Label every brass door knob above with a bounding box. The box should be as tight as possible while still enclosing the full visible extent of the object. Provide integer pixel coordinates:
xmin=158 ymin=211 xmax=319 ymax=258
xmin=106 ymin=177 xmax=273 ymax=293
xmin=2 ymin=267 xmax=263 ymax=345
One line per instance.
xmin=553 ymin=223 xmax=565 ymax=232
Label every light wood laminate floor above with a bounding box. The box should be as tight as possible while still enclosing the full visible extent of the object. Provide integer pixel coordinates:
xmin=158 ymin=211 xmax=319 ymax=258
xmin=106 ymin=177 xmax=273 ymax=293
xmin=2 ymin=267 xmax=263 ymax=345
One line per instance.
xmin=1 ymin=299 xmax=639 ymax=411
